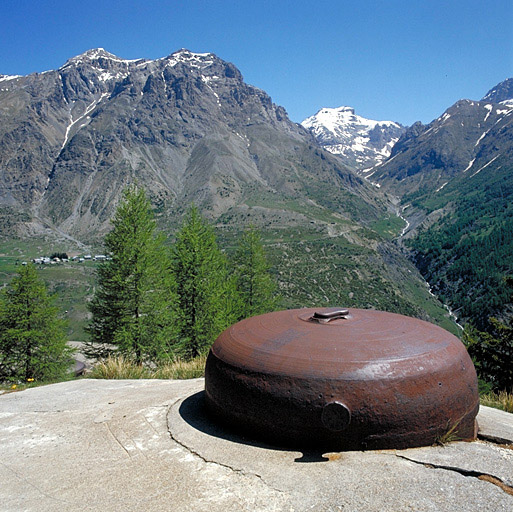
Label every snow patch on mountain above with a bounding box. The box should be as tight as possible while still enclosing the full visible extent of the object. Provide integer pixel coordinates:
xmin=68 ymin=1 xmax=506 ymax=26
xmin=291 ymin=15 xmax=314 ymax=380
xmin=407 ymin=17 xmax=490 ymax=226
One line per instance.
xmin=165 ymin=49 xmax=215 ymax=69
xmin=61 ymin=48 xmax=127 ymax=68
xmin=302 ymin=106 xmax=405 ymax=170
xmin=0 ymin=75 xmax=21 ymax=82
xmin=60 ymin=93 xmax=109 ymax=152
xmin=484 ymin=104 xmax=493 ymax=122
xmin=463 ymin=158 xmax=475 ymax=173
xmin=469 ymin=155 xmax=499 ymax=178
xmin=474 ymin=130 xmax=489 ymax=147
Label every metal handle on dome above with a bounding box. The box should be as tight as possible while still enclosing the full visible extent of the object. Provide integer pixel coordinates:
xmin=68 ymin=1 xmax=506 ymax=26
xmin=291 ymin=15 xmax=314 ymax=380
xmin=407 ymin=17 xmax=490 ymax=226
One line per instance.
xmin=310 ymin=308 xmax=349 ymax=324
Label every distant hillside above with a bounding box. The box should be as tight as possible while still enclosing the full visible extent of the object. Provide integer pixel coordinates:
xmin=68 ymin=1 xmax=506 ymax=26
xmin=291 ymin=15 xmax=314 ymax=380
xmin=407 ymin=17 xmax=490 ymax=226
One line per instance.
xmin=371 ymin=78 xmax=513 ymax=329
xmin=369 ymin=80 xmax=513 ymax=203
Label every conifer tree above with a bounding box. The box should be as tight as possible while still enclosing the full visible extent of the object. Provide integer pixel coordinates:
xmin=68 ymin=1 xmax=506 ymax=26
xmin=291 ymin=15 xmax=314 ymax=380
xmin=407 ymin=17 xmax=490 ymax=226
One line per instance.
xmin=464 ymin=318 xmax=513 ymax=392
xmin=0 ymin=264 xmax=73 ymax=382
xmin=233 ymin=226 xmax=279 ymax=319
xmin=88 ymin=185 xmax=177 ymax=363
xmin=171 ymin=205 xmax=239 ymax=359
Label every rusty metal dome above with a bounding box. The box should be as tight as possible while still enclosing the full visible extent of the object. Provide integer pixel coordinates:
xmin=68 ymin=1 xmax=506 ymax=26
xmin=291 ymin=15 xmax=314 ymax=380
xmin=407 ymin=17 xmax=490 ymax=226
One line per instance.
xmin=204 ymin=308 xmax=479 ymax=451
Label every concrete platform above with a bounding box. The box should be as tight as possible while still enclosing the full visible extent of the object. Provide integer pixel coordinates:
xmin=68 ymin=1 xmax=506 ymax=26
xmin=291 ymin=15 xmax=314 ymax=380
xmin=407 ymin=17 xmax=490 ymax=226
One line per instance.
xmin=1 ymin=379 xmax=512 ymax=511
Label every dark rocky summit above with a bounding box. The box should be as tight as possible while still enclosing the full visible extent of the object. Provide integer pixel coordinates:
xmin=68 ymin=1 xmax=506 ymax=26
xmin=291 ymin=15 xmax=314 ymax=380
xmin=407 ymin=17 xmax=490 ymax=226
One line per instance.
xmin=482 ymin=78 xmax=513 ymax=104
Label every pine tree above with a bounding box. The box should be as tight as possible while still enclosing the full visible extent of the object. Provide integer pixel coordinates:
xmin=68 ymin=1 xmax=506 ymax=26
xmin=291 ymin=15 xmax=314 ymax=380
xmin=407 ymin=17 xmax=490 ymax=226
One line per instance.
xmin=171 ymin=206 xmax=239 ymax=359
xmin=0 ymin=264 xmax=73 ymax=382
xmin=233 ymin=226 xmax=279 ymax=319
xmin=464 ymin=318 xmax=513 ymax=392
xmin=88 ymin=185 xmax=177 ymax=363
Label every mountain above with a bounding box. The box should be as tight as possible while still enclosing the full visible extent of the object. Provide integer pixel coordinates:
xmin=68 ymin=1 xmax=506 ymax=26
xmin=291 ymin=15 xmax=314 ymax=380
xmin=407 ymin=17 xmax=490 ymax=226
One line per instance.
xmin=0 ymin=48 xmax=456 ymax=330
xmin=0 ymin=48 xmax=383 ymax=240
xmin=368 ymin=87 xmax=513 ymax=203
xmin=482 ymin=77 xmax=513 ymax=104
xmin=301 ymin=106 xmax=405 ymax=170
xmin=369 ymin=78 xmax=513 ymax=330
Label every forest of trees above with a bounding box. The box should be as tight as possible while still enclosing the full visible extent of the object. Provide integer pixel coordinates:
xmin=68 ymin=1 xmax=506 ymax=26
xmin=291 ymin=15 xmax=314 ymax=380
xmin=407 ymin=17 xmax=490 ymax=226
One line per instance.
xmin=464 ymin=318 xmax=513 ymax=392
xmin=0 ymin=186 xmax=279 ymax=382
xmin=1 ymin=184 xmax=511 ymax=393
xmin=409 ymin=166 xmax=513 ymax=332
xmin=86 ymin=186 xmax=278 ymax=364
xmin=409 ymin=176 xmax=513 ymax=392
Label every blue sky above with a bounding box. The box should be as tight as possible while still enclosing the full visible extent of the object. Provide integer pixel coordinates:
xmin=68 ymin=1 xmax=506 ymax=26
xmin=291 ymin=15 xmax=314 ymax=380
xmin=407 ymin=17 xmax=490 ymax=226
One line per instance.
xmin=1 ymin=0 xmax=511 ymax=125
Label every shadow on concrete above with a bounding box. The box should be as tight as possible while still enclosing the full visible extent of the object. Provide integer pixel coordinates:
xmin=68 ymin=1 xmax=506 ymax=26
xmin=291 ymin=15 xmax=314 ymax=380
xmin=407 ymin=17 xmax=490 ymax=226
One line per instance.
xmin=178 ymin=391 xmax=329 ymax=463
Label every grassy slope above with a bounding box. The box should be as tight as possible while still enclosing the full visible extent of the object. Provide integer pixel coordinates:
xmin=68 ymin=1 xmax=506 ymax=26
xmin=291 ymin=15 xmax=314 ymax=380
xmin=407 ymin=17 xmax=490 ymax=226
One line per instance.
xmin=0 ymin=237 xmax=98 ymax=341
xmin=217 ymin=215 xmax=460 ymax=335
xmin=1 ymin=201 xmax=459 ymax=343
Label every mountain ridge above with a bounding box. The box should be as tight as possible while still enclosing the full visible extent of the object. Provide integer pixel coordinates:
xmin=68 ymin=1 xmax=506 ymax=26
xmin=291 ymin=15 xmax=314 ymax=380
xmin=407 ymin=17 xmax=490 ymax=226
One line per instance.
xmin=2 ymin=47 xmax=375 ymax=240
xmin=482 ymin=77 xmax=513 ymax=104
xmin=368 ymin=96 xmax=513 ymax=203
xmin=366 ymin=77 xmax=513 ymax=329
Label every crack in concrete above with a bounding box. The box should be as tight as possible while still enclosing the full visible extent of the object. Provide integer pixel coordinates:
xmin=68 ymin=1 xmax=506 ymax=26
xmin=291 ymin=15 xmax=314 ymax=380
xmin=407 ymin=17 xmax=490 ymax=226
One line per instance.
xmin=166 ymin=398 xmax=286 ymax=496
xmin=478 ymin=432 xmax=513 ymax=447
xmin=143 ymin=413 xmax=162 ymax=436
xmin=396 ymin=454 xmax=513 ymax=497
xmin=105 ymin=422 xmax=131 ymax=458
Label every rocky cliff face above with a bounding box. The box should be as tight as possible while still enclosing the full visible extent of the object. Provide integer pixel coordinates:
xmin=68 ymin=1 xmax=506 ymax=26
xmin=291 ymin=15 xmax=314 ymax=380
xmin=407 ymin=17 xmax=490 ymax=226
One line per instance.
xmin=367 ymin=84 xmax=513 ymax=200
xmin=0 ymin=48 xmax=382 ymax=241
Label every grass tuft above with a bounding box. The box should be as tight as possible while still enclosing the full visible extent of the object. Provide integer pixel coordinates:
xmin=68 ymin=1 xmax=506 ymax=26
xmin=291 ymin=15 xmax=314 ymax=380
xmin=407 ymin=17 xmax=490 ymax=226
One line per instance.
xmin=480 ymin=391 xmax=513 ymax=413
xmin=152 ymin=355 xmax=207 ymax=379
xmin=434 ymin=420 xmax=461 ymax=446
xmin=89 ymin=356 xmax=151 ymax=379
xmin=89 ymin=354 xmax=206 ymax=380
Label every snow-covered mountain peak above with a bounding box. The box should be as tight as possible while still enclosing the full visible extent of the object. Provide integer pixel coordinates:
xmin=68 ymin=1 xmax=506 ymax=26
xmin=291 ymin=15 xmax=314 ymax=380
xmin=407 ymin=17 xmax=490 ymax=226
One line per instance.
xmin=164 ymin=49 xmax=215 ymax=69
xmin=302 ymin=107 xmax=405 ymax=170
xmin=304 ymin=106 xmax=401 ymax=135
xmin=318 ymin=106 xmax=356 ymax=117
xmin=56 ymin=48 xmax=148 ymax=83
xmin=482 ymin=78 xmax=513 ymax=104
xmin=81 ymin=48 xmax=121 ymax=60
xmin=61 ymin=48 xmax=128 ymax=68
xmin=170 ymin=48 xmax=213 ymax=58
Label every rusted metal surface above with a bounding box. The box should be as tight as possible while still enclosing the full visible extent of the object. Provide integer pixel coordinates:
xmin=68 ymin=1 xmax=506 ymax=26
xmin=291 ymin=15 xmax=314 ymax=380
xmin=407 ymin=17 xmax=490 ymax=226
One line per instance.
xmin=205 ymin=308 xmax=479 ymax=451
